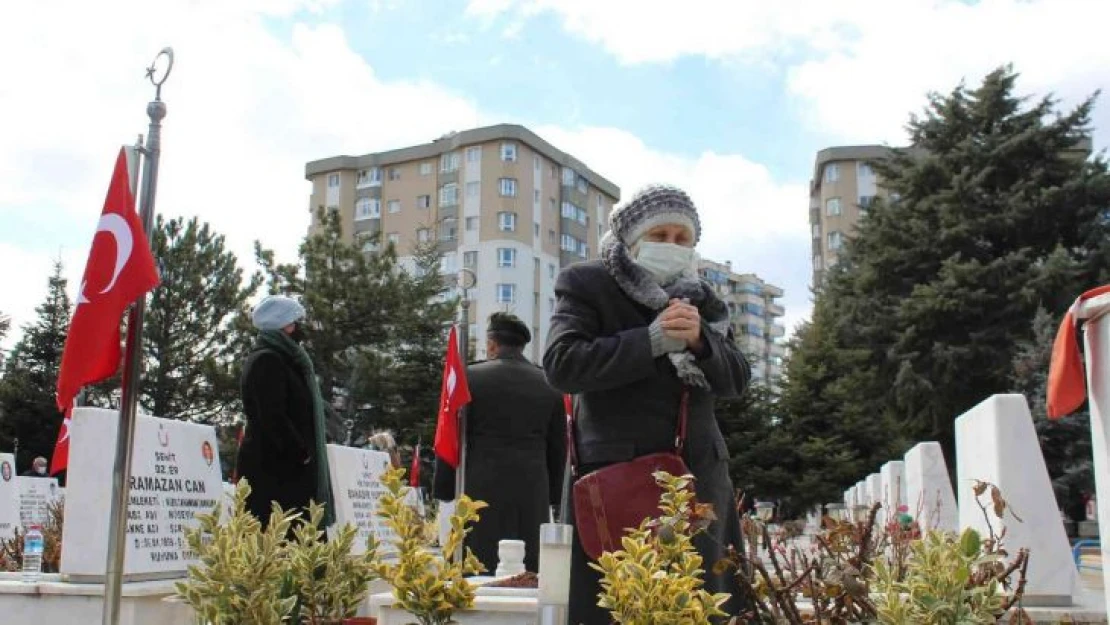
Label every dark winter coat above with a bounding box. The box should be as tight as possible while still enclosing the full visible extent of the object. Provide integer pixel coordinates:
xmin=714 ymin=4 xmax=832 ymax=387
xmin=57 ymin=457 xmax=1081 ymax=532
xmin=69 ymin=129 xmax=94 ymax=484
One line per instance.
xmin=433 ymin=353 xmax=566 ymax=574
xmin=236 ymin=344 xmax=319 ymax=526
xmin=543 ymin=260 xmax=750 ymax=625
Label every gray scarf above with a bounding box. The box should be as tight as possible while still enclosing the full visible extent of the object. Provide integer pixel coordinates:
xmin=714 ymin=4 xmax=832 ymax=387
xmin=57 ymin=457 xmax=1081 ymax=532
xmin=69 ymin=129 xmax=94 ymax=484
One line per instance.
xmin=600 ymin=233 xmax=731 ymax=389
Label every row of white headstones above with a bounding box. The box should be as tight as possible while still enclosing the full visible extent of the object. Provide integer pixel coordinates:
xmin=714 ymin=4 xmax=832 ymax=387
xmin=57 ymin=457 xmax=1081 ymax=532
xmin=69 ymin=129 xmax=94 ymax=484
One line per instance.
xmin=841 ymin=392 xmax=1088 ymax=608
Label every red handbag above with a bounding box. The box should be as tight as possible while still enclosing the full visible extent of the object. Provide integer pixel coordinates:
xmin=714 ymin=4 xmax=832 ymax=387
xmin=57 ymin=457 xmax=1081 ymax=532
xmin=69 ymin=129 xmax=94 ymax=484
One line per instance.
xmin=567 ymin=388 xmax=692 ymax=560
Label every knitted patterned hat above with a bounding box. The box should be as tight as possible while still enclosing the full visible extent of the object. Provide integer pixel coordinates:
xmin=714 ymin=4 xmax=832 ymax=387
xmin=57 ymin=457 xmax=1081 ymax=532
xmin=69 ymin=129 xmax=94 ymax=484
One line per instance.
xmin=609 ymin=185 xmax=701 ymax=246
xmin=252 ymin=295 xmax=306 ymax=331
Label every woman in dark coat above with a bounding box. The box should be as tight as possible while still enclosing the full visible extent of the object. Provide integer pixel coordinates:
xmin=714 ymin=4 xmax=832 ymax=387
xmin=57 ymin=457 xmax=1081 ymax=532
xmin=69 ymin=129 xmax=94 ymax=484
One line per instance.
xmin=543 ymin=185 xmax=750 ymax=624
xmin=236 ymin=295 xmax=335 ymax=528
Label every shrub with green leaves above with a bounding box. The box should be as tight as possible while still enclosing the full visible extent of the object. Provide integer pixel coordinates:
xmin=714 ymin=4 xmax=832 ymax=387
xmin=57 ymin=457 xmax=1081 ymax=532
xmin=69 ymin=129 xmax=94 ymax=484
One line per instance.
xmin=372 ymin=466 xmax=487 ymax=625
xmin=175 ymin=479 xmax=300 ymax=625
xmin=592 ymin=471 xmax=730 ymax=625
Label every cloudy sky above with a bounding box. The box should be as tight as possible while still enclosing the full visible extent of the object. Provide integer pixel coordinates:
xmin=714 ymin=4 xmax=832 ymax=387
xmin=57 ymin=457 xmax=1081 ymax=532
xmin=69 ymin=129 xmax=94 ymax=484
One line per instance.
xmin=1 ymin=0 xmax=1107 ymax=349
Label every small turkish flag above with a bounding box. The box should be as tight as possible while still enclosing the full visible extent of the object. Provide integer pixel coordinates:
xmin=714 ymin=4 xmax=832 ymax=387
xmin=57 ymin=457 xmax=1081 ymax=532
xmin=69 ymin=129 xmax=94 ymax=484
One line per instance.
xmin=56 ymin=147 xmax=160 ymax=415
xmin=410 ymin=441 xmax=421 ymax=488
xmin=49 ymin=406 xmax=72 ymax=476
xmin=432 ymin=325 xmax=471 ymax=469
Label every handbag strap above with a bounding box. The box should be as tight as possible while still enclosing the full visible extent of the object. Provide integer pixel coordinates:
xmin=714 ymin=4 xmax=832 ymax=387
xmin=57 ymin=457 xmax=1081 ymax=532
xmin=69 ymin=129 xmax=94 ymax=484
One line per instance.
xmin=566 ymin=386 xmax=691 ymax=478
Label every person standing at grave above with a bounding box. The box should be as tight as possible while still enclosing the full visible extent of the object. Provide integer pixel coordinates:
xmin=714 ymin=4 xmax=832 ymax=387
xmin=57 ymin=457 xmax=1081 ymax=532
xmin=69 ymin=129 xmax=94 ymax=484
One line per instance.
xmin=433 ymin=312 xmax=566 ymax=573
xmin=21 ymin=457 xmax=49 ymax=478
xmin=236 ymin=295 xmax=334 ymax=529
xmin=543 ymin=185 xmax=750 ymax=624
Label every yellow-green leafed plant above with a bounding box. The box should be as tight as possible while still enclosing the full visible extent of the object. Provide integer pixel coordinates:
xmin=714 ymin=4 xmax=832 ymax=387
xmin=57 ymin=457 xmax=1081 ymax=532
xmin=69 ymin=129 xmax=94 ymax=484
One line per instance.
xmin=592 ymin=471 xmax=730 ymax=625
xmin=175 ymin=479 xmax=300 ymax=625
xmin=872 ymin=528 xmax=1007 ymax=625
xmin=372 ymin=466 xmax=488 ymax=625
xmin=288 ymin=500 xmax=380 ymax=624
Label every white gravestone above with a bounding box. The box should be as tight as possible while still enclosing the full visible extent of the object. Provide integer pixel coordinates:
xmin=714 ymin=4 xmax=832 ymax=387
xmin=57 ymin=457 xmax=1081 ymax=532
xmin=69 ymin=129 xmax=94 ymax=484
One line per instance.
xmin=326 ymin=444 xmax=423 ymax=555
xmin=955 ymin=394 xmax=1078 ymax=606
xmin=866 ymin=473 xmax=885 ymax=525
xmin=17 ymin=476 xmax=59 ymax=528
xmin=904 ymin=441 xmax=958 ymax=533
xmin=843 ymin=486 xmax=853 ymax=509
xmin=60 ymin=408 xmax=223 ymax=582
xmin=0 ymin=453 xmax=18 ymax=539
xmin=857 ymin=480 xmax=869 ymax=504
xmin=1077 ymin=293 xmax=1110 ymax=619
xmin=880 ymin=461 xmax=906 ymax=515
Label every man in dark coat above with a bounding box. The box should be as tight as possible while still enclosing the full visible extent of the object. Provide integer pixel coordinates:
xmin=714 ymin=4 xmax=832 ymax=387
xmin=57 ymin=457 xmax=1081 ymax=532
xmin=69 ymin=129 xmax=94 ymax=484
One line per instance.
xmin=236 ymin=296 xmax=334 ymax=528
xmin=544 ymin=184 xmax=750 ymax=624
xmin=434 ymin=313 xmax=566 ymax=573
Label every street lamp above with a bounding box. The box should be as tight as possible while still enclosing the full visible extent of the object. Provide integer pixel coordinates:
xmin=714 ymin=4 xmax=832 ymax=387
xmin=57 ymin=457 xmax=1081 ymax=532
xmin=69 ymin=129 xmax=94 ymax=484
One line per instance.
xmin=456 ymin=268 xmax=477 ymax=361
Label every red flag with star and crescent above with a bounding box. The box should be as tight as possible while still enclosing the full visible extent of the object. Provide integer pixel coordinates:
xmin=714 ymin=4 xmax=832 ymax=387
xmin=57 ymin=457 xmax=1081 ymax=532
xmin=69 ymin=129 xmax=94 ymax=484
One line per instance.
xmin=52 ymin=148 xmax=160 ymax=475
xmin=432 ymin=325 xmax=471 ymax=469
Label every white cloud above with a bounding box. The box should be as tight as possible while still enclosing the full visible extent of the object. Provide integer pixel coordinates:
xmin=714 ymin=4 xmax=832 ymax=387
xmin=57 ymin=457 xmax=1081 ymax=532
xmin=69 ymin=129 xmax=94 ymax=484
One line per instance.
xmin=470 ymin=0 xmax=1110 ymax=146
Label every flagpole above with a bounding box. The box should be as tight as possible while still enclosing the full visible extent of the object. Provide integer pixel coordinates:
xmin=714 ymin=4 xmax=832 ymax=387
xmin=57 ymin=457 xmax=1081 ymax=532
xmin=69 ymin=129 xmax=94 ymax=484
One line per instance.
xmin=101 ymin=48 xmax=172 ymax=625
xmin=453 ymin=269 xmax=474 ymax=563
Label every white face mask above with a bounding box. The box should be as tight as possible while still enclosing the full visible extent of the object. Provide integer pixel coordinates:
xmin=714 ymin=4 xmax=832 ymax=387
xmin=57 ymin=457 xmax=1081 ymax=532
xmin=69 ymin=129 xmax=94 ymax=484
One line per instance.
xmin=634 ymin=241 xmax=696 ymax=283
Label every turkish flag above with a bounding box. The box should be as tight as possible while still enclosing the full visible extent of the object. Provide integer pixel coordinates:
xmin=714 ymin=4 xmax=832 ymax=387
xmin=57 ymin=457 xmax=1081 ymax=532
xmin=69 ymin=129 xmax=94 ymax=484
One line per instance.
xmin=410 ymin=441 xmax=421 ymax=488
xmin=432 ymin=325 xmax=471 ymax=468
xmin=56 ymin=148 xmax=160 ymax=414
xmin=49 ymin=406 xmax=72 ymax=476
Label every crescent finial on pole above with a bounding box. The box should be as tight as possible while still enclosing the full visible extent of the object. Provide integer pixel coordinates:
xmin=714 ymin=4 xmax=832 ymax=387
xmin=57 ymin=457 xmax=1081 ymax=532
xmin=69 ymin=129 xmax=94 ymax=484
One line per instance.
xmin=144 ymin=47 xmax=174 ymax=100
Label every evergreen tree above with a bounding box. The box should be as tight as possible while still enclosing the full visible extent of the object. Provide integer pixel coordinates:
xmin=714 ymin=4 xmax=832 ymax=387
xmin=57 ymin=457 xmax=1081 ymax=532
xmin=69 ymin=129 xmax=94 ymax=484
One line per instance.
xmin=141 ymin=215 xmax=260 ymax=423
xmin=0 ymin=312 xmax=9 ymax=370
xmin=799 ymin=66 xmax=1110 ymax=474
xmin=1012 ymin=307 xmax=1093 ymax=521
xmin=716 ymin=384 xmax=797 ymax=514
xmin=0 ymin=262 xmax=71 ymax=471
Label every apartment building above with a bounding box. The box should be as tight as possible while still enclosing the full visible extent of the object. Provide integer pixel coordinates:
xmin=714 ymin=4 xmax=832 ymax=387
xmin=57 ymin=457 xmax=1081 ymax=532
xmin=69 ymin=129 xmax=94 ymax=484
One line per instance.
xmin=698 ymin=258 xmax=786 ymax=387
xmin=305 ymin=124 xmax=621 ymax=362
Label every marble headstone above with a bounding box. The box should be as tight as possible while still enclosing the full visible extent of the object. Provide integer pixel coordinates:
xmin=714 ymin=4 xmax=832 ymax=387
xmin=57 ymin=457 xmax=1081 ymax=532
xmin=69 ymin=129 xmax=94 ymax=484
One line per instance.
xmin=60 ymin=407 xmax=224 ymax=582
xmin=1078 ymin=293 xmax=1110 ymax=619
xmin=955 ymin=394 xmax=1078 ymax=606
xmin=866 ymin=473 xmax=885 ymax=525
xmin=904 ymin=441 xmax=957 ymax=532
xmin=880 ymin=461 xmax=906 ymax=515
xmin=17 ymin=476 xmax=59 ymax=527
xmin=327 ymin=444 xmax=423 ymax=555
xmin=0 ymin=453 xmax=17 ymax=539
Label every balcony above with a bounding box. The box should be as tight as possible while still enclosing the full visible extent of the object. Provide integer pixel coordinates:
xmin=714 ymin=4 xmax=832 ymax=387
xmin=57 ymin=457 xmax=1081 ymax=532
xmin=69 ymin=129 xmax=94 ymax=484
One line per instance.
xmin=766 ymin=302 xmax=785 ymax=317
xmin=769 ymin=324 xmax=786 ymax=339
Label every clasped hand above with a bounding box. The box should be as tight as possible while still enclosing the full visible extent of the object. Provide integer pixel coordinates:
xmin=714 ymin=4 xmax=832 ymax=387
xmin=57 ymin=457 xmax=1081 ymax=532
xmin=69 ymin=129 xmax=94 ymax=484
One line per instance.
xmin=657 ymin=298 xmax=702 ymax=350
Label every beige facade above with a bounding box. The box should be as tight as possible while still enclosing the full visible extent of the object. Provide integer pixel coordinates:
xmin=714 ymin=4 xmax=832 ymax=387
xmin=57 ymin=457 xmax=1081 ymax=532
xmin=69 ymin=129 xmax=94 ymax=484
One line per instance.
xmin=697 ymin=258 xmax=786 ymax=387
xmin=305 ymin=124 xmax=620 ymax=362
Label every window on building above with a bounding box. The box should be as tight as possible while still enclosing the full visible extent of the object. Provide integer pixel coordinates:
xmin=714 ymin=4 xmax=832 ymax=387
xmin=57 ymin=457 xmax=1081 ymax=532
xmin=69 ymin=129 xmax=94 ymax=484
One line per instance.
xmin=360 ymin=237 xmax=379 ymax=253
xmin=419 ymin=162 xmax=432 ymax=176
xmin=578 ymin=241 xmax=587 ymax=258
xmin=417 ymin=195 xmax=431 ymax=209
xmin=813 ymin=255 xmax=823 ymax=270
xmin=500 ymin=142 xmax=517 ymax=162
xmin=439 ymin=183 xmax=458 ymax=207
xmin=498 ymin=211 xmax=517 ymax=231
xmin=498 ymin=248 xmax=516 ymax=267
xmin=499 ymin=178 xmax=517 ymax=197
xmin=465 ymin=146 xmax=481 ymax=163
xmin=533 ymin=257 xmax=540 ymax=273
xmin=858 ymin=195 xmax=875 ymax=211
xmin=387 ymin=232 xmax=400 ymax=246
xmin=357 ymin=168 xmax=381 ymax=186
xmin=548 ymin=229 xmax=556 ymax=243
xmin=826 ymin=197 xmax=841 ymax=216
xmin=534 ymin=223 xmax=540 ymax=237
xmin=561 ymin=167 xmax=576 ymax=186
xmin=534 ymin=189 xmax=540 ymax=206
xmin=575 ymin=175 xmax=587 ymax=194
xmin=440 ymin=252 xmax=458 ymax=274
xmin=355 ymin=198 xmax=381 ymax=220
xmin=496 ymin=283 xmax=516 ymax=304
xmin=548 ymin=263 xmax=556 ymax=279
xmin=440 ymin=152 xmax=460 ymax=173
xmin=388 ymin=168 xmax=400 ymax=181
xmin=827 ymin=231 xmax=843 ymax=250
xmin=466 ymin=181 xmax=480 ymax=198
xmin=812 ymin=223 xmax=820 ymax=239
xmin=327 ymin=173 xmax=340 ymax=187
xmin=825 ymin=163 xmax=840 ymax=183
xmin=387 ymin=199 xmax=401 ymax=214
xmin=533 ymin=155 xmax=541 ymax=174
xmin=857 ymin=162 xmax=873 ymax=178
xmin=549 ymin=198 xmax=557 ymax=214
xmin=442 ymin=219 xmax=458 ymax=241
xmin=465 ymin=216 xmax=478 ymax=231
xmin=463 ymin=251 xmax=478 ymax=267
xmin=560 ymin=234 xmax=580 ymax=253
xmin=417 ymin=228 xmax=431 ymax=243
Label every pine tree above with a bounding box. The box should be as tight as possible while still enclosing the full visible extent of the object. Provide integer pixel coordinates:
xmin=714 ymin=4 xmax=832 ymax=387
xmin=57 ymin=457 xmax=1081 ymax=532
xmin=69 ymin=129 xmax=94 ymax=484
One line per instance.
xmin=806 ymin=66 xmax=1110 ymax=472
xmin=716 ymin=384 xmax=798 ymax=515
xmin=141 ymin=215 xmax=260 ymax=423
xmin=0 ymin=262 xmax=71 ymax=471
xmin=1012 ymin=307 xmax=1093 ymax=521
xmin=0 ymin=312 xmax=9 ymax=370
